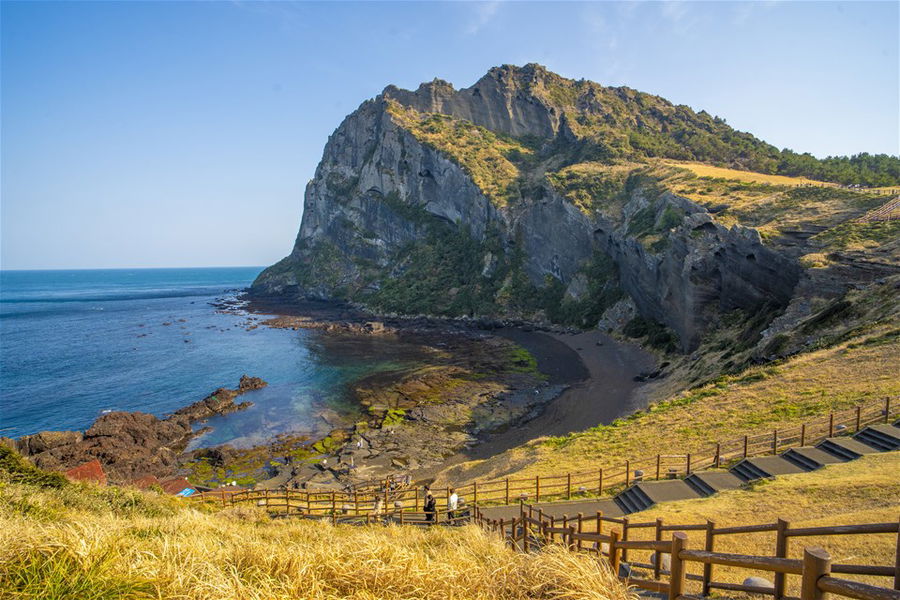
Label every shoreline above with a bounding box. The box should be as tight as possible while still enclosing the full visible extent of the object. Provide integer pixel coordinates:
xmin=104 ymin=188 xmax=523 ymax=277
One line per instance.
xmin=243 ymin=294 xmax=657 ymax=486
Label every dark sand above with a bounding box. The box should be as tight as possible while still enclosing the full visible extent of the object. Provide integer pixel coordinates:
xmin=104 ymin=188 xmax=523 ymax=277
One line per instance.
xmin=449 ymin=328 xmax=656 ymax=462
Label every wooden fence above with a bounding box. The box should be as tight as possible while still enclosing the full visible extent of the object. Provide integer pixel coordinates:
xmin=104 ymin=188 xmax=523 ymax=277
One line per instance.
xmin=192 ymin=397 xmax=897 ymax=511
xmin=474 ymin=502 xmax=900 ymax=600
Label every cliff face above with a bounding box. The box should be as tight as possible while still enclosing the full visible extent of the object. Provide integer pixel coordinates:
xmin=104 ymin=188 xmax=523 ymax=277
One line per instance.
xmin=253 ymin=64 xmax=803 ymax=351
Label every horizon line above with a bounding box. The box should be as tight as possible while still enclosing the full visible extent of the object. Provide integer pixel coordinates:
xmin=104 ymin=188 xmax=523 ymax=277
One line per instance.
xmin=0 ymin=265 xmax=267 ymax=273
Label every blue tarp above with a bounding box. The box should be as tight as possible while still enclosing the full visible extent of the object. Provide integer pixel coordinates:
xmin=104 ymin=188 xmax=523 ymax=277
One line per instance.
xmin=175 ymin=488 xmax=196 ymax=497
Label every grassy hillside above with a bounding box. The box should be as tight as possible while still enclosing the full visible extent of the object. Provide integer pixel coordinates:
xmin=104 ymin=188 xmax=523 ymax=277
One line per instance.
xmin=434 ymin=322 xmax=899 ymax=485
xmin=514 ymin=64 xmax=900 ymax=186
xmin=0 ymin=445 xmax=632 ymax=600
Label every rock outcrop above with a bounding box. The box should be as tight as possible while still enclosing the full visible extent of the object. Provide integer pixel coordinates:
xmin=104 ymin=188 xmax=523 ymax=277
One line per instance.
xmin=252 ymin=64 xmax=802 ymax=350
xmin=15 ymin=376 xmax=266 ymax=483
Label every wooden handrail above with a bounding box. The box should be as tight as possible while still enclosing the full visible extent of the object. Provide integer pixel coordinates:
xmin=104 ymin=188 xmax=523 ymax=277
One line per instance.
xmin=817 ymin=577 xmax=900 ymax=600
xmin=679 ymin=549 xmax=804 ymax=574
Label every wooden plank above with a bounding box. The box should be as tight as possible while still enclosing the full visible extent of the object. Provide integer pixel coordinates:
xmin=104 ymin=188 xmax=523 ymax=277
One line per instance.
xmin=628 ymin=578 xmax=670 ymax=593
xmin=571 ymin=531 xmax=612 ymax=543
xmin=679 ymin=550 xmax=803 ymax=574
xmin=786 ymin=523 xmax=898 ymax=537
xmin=713 ymin=523 xmax=779 ymax=535
xmin=708 ymin=581 xmax=777 ymax=595
xmin=831 ymin=564 xmax=895 ymax=577
xmin=817 ymin=576 xmax=900 ymax=600
xmin=661 ymin=524 xmax=709 ymax=532
xmin=616 ymin=540 xmax=673 ymax=551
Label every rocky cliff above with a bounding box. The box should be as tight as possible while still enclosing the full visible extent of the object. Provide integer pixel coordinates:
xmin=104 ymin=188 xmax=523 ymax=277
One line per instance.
xmin=252 ymin=64 xmax=854 ymax=351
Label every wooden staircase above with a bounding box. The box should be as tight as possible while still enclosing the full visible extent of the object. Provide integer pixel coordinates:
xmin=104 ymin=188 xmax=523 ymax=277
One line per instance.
xmin=608 ymin=422 xmax=900 ymax=514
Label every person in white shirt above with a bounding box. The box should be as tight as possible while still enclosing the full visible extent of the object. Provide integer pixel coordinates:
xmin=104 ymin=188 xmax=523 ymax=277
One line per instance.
xmin=447 ymin=488 xmax=459 ymax=523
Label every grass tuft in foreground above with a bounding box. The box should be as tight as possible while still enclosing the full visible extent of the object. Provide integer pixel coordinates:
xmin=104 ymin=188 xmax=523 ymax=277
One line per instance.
xmin=0 ymin=446 xmax=634 ymax=600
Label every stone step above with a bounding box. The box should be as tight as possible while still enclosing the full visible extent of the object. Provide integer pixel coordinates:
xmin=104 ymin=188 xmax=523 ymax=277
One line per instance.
xmin=614 ymin=480 xmax=703 ymax=514
xmin=817 ymin=437 xmax=880 ymax=460
xmin=781 ymin=446 xmax=847 ymax=470
xmin=854 ymin=424 xmax=900 ymax=452
xmin=615 ymin=485 xmax=653 ymax=514
xmin=684 ymin=471 xmax=745 ymax=497
xmin=730 ymin=459 xmax=770 ymax=482
xmin=747 ymin=455 xmax=810 ymax=476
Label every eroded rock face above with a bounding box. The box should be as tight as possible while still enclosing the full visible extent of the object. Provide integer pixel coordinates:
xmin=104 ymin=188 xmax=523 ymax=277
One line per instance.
xmin=253 ymin=64 xmax=800 ymax=350
xmin=15 ymin=376 xmax=266 ymax=483
xmin=594 ymin=192 xmax=800 ymax=349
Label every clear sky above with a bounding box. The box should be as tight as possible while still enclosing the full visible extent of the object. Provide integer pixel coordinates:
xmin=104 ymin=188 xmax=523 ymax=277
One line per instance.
xmin=1 ymin=1 xmax=897 ymax=270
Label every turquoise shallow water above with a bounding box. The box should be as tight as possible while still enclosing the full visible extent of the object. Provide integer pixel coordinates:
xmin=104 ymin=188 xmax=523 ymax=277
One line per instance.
xmin=0 ymin=267 xmax=424 ymax=446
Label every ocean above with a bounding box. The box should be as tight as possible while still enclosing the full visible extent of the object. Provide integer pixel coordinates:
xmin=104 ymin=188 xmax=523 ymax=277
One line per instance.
xmin=0 ymin=267 xmax=425 ymax=447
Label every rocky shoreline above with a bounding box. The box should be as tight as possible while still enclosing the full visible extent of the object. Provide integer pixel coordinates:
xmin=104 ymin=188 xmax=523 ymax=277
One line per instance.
xmin=8 ymin=294 xmax=655 ymax=493
xmin=4 ymin=375 xmax=267 ymax=484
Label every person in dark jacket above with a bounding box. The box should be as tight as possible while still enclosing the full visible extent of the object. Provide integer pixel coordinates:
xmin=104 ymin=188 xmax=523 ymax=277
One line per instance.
xmin=423 ymin=492 xmax=436 ymax=524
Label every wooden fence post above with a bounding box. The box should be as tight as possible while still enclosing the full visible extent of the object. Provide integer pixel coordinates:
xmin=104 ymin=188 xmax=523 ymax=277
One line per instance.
xmin=566 ymin=473 xmax=572 ymax=500
xmin=893 ymin=516 xmax=899 ymax=590
xmin=801 ymin=424 xmax=806 ymax=447
xmin=577 ymin=512 xmax=584 ymax=551
xmin=669 ymin=532 xmax=687 ymax=600
xmin=800 ymin=547 xmax=831 ymax=600
xmin=568 ymin=525 xmax=576 ymax=551
xmin=743 ymin=435 xmax=749 ymax=458
xmin=626 ymin=460 xmax=631 ymax=487
xmin=499 ymin=518 xmax=505 ymax=540
xmin=598 ymin=468 xmax=604 ymax=495
xmin=702 ymin=520 xmax=715 ymax=596
xmin=656 ymin=454 xmax=662 ymax=480
xmin=885 ymin=397 xmax=891 ymax=423
xmin=536 ymin=476 xmax=541 ymax=502
xmin=505 ymin=478 xmax=510 ymax=505
xmin=856 ymin=405 xmax=862 ymax=432
xmin=774 ymin=518 xmax=790 ymax=599
xmin=829 ymin=413 xmax=834 ymax=437
xmin=549 ymin=515 xmax=556 ymax=543
xmin=609 ymin=529 xmax=620 ymax=575
xmin=714 ymin=443 xmax=721 ymax=469
xmin=654 ymin=517 xmax=663 ymax=580
xmin=621 ymin=517 xmax=630 ymax=562
xmin=596 ymin=511 xmax=603 ymax=538
xmin=686 ymin=453 xmax=692 ymax=475
xmin=773 ymin=429 xmax=778 ymax=455
xmin=473 ymin=481 xmax=478 ymax=505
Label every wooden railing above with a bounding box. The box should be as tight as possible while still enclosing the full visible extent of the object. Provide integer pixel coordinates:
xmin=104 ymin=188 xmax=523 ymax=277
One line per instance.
xmin=858 ymin=196 xmax=900 ymax=222
xmin=473 ymin=502 xmax=900 ymax=600
xmin=192 ymin=397 xmax=897 ymax=511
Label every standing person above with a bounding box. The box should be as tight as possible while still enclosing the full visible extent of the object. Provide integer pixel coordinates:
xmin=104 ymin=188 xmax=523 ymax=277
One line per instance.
xmin=423 ymin=492 xmax=436 ymax=524
xmin=447 ymin=488 xmax=459 ymax=524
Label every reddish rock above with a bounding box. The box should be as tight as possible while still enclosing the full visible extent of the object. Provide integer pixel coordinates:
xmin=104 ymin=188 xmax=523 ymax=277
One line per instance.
xmin=159 ymin=477 xmax=193 ymax=495
xmin=65 ymin=459 xmax=107 ymax=485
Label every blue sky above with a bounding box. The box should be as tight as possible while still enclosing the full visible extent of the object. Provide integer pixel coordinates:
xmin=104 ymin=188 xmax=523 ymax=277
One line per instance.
xmin=2 ymin=1 xmax=897 ymax=270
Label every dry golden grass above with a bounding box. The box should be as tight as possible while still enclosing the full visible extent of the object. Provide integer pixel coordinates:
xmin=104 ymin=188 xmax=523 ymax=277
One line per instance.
xmin=620 ymin=452 xmax=900 ymax=596
xmin=661 ymin=161 xmax=835 ymax=188
xmin=0 ymin=479 xmax=635 ymax=600
xmin=434 ymin=336 xmax=899 ymax=485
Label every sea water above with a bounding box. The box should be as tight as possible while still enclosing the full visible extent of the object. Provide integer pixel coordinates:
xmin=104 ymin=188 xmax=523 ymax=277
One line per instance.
xmin=0 ymin=268 xmax=424 ymax=447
